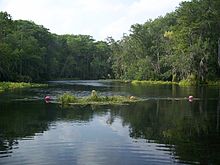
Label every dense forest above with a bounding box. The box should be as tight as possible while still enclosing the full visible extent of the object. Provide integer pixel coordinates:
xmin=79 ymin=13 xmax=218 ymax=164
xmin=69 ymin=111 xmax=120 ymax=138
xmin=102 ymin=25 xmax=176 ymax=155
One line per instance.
xmin=0 ymin=0 xmax=220 ymax=82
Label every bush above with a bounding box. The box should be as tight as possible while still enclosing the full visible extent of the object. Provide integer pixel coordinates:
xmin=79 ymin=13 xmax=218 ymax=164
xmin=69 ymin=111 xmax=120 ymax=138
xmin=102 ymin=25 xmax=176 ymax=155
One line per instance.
xmin=58 ymin=93 xmax=78 ymax=105
xmin=57 ymin=90 xmax=140 ymax=106
xmin=178 ymin=79 xmax=197 ymax=86
xmin=16 ymin=75 xmax=32 ymax=82
xmin=0 ymin=82 xmax=46 ymax=92
xmin=207 ymin=81 xmax=220 ymax=86
xmin=131 ymin=80 xmax=177 ymax=85
xmin=86 ymin=90 xmax=101 ymax=101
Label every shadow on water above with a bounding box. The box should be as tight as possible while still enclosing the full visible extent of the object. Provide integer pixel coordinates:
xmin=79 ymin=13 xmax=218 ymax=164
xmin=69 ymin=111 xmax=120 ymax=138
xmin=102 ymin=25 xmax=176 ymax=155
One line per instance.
xmin=116 ymin=99 xmax=220 ymax=164
xmin=0 ymin=101 xmax=96 ymax=157
xmin=0 ymin=80 xmax=220 ymax=164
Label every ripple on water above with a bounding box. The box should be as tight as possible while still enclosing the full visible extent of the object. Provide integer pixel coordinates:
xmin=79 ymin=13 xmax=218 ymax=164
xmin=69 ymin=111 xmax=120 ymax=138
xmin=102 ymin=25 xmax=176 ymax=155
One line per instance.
xmin=2 ymin=80 xmax=218 ymax=165
xmin=0 ymin=133 xmax=185 ymax=165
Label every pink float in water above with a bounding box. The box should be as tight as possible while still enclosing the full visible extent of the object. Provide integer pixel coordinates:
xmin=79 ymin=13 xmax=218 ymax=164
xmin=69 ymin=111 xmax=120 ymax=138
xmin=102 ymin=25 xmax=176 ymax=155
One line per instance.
xmin=188 ymin=95 xmax=193 ymax=102
xmin=188 ymin=96 xmax=193 ymax=99
xmin=44 ymin=96 xmax=51 ymax=103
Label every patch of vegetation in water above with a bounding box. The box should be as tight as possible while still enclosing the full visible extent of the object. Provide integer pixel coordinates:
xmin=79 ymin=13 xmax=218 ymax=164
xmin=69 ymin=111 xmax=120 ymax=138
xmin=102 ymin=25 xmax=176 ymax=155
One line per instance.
xmin=0 ymin=82 xmax=47 ymax=92
xmin=58 ymin=93 xmax=78 ymax=105
xmin=131 ymin=80 xmax=178 ymax=85
xmin=58 ymin=90 xmax=138 ymax=106
xmin=131 ymin=79 xmax=220 ymax=86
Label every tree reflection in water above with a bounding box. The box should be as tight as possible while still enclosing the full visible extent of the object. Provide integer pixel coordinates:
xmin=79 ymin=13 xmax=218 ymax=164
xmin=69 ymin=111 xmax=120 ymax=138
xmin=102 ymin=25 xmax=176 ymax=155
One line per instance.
xmin=0 ymin=88 xmax=220 ymax=164
xmin=109 ymin=94 xmax=220 ymax=164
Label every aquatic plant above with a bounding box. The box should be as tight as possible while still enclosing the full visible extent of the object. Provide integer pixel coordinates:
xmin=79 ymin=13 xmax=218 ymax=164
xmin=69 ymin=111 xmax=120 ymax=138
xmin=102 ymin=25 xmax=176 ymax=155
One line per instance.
xmin=178 ymin=80 xmax=197 ymax=86
xmin=131 ymin=79 xmax=220 ymax=86
xmin=58 ymin=93 xmax=78 ymax=105
xmin=206 ymin=81 xmax=220 ymax=86
xmin=131 ymin=80 xmax=178 ymax=85
xmin=0 ymin=82 xmax=47 ymax=92
xmin=58 ymin=90 xmax=139 ymax=106
xmin=86 ymin=90 xmax=100 ymax=101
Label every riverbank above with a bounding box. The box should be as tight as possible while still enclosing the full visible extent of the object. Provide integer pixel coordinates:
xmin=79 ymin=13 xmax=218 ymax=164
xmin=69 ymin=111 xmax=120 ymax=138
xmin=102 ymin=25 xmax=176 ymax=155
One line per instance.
xmin=0 ymin=82 xmax=47 ymax=92
xmin=131 ymin=80 xmax=220 ymax=86
xmin=131 ymin=80 xmax=178 ymax=85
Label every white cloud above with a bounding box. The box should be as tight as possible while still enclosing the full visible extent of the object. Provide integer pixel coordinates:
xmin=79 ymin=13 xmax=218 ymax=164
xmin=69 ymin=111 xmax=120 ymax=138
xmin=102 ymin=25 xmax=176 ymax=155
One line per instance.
xmin=0 ymin=0 xmax=187 ymax=40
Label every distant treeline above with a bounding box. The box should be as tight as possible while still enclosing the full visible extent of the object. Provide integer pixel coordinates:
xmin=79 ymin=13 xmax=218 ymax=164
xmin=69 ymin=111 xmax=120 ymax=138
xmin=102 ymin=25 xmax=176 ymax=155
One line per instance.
xmin=0 ymin=12 xmax=113 ymax=81
xmin=0 ymin=0 xmax=220 ymax=82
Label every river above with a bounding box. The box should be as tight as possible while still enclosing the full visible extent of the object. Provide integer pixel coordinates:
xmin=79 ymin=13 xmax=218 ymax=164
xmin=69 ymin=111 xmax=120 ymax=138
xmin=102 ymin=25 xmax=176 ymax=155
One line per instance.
xmin=0 ymin=80 xmax=220 ymax=164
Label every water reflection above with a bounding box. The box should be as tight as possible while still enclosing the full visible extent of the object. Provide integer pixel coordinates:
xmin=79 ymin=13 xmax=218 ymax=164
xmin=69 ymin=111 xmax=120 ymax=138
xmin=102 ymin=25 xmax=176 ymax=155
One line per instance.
xmin=0 ymin=82 xmax=220 ymax=164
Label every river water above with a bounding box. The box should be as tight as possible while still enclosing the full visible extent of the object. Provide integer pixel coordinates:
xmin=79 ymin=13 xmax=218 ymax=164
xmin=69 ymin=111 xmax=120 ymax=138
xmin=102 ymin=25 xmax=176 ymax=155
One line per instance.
xmin=0 ymin=80 xmax=220 ymax=165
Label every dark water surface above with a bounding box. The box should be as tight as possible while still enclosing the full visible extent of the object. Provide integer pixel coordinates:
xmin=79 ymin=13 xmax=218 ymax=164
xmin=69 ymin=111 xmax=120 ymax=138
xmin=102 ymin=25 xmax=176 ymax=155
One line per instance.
xmin=0 ymin=80 xmax=220 ymax=165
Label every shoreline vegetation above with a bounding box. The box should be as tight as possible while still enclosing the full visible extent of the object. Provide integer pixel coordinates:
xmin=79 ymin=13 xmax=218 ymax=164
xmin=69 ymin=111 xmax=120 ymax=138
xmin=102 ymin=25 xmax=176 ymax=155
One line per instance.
xmin=1 ymin=79 xmax=219 ymax=93
xmin=0 ymin=82 xmax=47 ymax=92
xmin=58 ymin=90 xmax=139 ymax=106
xmin=1 ymin=0 xmax=220 ymax=84
xmin=130 ymin=80 xmax=220 ymax=86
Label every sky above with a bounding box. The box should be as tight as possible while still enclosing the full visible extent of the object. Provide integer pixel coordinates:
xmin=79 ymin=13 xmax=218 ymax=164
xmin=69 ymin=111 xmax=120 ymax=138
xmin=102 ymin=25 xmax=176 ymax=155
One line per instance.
xmin=0 ymin=0 xmax=188 ymax=41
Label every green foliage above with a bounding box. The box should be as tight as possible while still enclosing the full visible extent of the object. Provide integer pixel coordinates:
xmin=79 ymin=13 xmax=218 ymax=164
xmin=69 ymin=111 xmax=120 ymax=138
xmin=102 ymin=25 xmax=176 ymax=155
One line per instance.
xmin=1 ymin=0 xmax=220 ymax=84
xmin=58 ymin=90 xmax=139 ymax=106
xmin=0 ymin=12 xmax=113 ymax=82
xmin=58 ymin=93 xmax=78 ymax=105
xmin=86 ymin=90 xmax=100 ymax=101
xmin=109 ymin=0 xmax=220 ymax=83
xmin=131 ymin=80 xmax=178 ymax=85
xmin=0 ymin=82 xmax=47 ymax=92
xmin=178 ymin=79 xmax=197 ymax=86
xmin=206 ymin=81 xmax=220 ymax=86
xmin=131 ymin=79 xmax=220 ymax=87
xmin=178 ymin=74 xmax=198 ymax=86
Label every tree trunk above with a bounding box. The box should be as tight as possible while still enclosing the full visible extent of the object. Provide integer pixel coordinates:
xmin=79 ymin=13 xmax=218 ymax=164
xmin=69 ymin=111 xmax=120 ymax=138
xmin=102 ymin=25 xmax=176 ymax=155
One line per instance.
xmin=218 ymin=38 xmax=220 ymax=67
xmin=217 ymin=89 xmax=220 ymax=134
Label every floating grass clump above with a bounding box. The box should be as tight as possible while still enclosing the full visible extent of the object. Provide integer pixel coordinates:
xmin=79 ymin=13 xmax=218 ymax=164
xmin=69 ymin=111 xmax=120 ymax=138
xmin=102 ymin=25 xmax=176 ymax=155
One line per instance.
xmin=0 ymin=82 xmax=47 ymax=92
xmin=58 ymin=93 xmax=78 ymax=105
xmin=58 ymin=90 xmax=138 ymax=106
xmin=86 ymin=90 xmax=100 ymax=101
